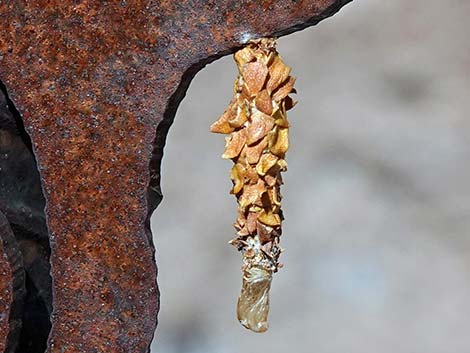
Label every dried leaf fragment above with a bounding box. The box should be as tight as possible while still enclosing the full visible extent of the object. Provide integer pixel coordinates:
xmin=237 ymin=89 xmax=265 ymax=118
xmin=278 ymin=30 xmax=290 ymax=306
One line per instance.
xmin=277 ymin=158 xmax=288 ymax=171
xmin=256 ymin=153 xmax=278 ymax=176
xmin=246 ymin=136 xmax=268 ymax=165
xmin=229 ymin=104 xmax=248 ymax=128
xmin=230 ymin=163 xmax=245 ymax=194
xmin=257 ymin=223 xmax=272 ymax=244
xmin=239 ymin=179 xmax=264 ymax=210
xmin=246 ymin=212 xmax=258 ymax=234
xmin=244 ymin=164 xmax=260 ymax=185
xmin=222 ymin=129 xmax=246 ymax=159
xmin=242 ymin=62 xmax=269 ymax=96
xmin=263 ymin=172 xmax=278 ymax=187
xmin=273 ymin=76 xmax=297 ymax=102
xmin=270 ymin=127 xmax=289 ymax=156
xmin=267 ymin=55 xmax=291 ymax=94
xmin=273 ymin=109 xmax=289 ymax=128
xmin=247 ymin=110 xmax=275 ymax=145
xmin=258 ymin=210 xmax=281 ymax=227
xmin=234 ymin=47 xmax=255 ymax=67
xmin=255 ymin=90 xmax=273 ymax=115
xmin=284 ymin=95 xmax=297 ymax=111
xmin=210 ymin=100 xmax=236 ymax=134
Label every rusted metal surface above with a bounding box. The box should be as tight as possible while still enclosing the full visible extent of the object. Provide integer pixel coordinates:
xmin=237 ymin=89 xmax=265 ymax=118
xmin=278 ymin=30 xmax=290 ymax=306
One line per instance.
xmin=0 ymin=212 xmax=25 ymax=353
xmin=0 ymin=1 xmax=351 ymax=351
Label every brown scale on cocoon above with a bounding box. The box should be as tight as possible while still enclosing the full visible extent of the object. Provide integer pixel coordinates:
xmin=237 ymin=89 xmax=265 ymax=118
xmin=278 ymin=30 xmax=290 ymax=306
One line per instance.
xmin=210 ymin=38 xmax=296 ymax=333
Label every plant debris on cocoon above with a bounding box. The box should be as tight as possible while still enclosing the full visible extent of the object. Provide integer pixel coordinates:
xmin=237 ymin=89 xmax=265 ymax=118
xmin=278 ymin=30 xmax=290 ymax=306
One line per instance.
xmin=210 ymin=38 xmax=296 ymax=333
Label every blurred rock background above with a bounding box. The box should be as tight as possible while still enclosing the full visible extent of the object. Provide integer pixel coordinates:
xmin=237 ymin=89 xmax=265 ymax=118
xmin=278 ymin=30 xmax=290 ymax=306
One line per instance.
xmin=151 ymin=0 xmax=470 ymax=352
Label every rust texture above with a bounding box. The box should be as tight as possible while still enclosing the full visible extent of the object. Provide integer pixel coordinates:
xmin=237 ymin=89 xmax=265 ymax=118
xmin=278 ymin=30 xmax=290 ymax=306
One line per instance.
xmin=0 ymin=211 xmax=25 ymax=353
xmin=0 ymin=1 xmax=351 ymax=352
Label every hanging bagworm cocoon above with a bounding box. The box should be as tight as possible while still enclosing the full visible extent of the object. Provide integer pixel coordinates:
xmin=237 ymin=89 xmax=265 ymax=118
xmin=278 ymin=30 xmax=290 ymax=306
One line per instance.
xmin=210 ymin=38 xmax=296 ymax=333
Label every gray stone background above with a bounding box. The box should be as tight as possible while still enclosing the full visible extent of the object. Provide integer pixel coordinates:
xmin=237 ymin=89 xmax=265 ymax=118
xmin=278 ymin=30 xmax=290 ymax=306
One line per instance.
xmin=151 ymin=0 xmax=470 ymax=352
